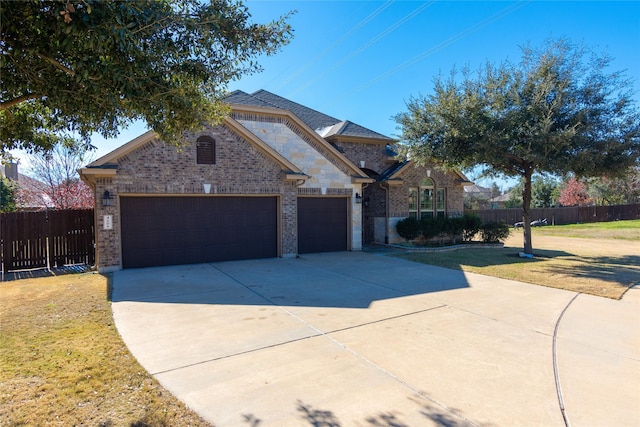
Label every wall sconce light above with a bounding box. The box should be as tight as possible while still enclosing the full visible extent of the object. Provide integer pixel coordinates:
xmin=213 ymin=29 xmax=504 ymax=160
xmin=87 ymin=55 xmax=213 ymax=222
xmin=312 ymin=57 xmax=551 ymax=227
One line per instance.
xmin=427 ymin=169 xmax=431 ymax=177
xmin=360 ymin=161 xmax=365 ymax=168
xmin=102 ymin=190 xmax=114 ymax=206
xmin=355 ymin=193 xmax=363 ymax=204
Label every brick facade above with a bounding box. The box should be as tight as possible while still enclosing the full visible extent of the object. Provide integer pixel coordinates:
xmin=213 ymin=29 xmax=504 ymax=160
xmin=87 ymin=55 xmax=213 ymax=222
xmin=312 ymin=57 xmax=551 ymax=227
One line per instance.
xmin=93 ymin=124 xmax=294 ymax=271
xmin=83 ymin=92 xmax=468 ymax=269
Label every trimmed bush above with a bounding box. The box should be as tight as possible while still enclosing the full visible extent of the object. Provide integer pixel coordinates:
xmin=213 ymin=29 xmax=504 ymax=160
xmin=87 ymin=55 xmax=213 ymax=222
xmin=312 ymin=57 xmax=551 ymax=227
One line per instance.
xmin=396 ymin=217 xmax=421 ymax=241
xmin=480 ymin=221 xmax=511 ymax=243
xmin=461 ymin=213 xmax=482 ymax=241
xmin=420 ymin=216 xmax=443 ymax=240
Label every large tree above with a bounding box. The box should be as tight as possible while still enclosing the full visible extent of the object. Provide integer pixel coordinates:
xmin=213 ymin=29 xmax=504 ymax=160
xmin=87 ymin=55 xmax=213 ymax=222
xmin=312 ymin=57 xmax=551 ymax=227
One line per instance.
xmin=395 ymin=39 xmax=640 ymax=254
xmin=0 ymin=0 xmax=292 ymax=154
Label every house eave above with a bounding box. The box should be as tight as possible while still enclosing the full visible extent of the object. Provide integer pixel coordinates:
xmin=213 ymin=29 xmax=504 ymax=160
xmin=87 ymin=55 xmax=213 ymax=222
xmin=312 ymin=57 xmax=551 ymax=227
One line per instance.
xmin=352 ymin=176 xmax=375 ymax=184
xmin=87 ymin=130 xmax=157 ymax=167
xmin=383 ymin=178 xmax=404 ymax=186
xmin=325 ymin=134 xmax=396 ymax=145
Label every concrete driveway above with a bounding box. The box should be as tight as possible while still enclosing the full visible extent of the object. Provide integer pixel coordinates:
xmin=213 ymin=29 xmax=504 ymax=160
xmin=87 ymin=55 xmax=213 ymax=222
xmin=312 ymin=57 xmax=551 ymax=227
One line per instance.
xmin=111 ymin=252 xmax=640 ymax=426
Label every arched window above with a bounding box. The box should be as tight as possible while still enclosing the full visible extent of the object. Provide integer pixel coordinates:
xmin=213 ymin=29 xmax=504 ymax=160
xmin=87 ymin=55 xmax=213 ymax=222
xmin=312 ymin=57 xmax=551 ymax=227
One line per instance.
xmin=196 ymin=136 xmax=216 ymax=164
xmin=408 ymin=177 xmax=446 ymax=218
xmin=420 ymin=178 xmax=434 ymax=219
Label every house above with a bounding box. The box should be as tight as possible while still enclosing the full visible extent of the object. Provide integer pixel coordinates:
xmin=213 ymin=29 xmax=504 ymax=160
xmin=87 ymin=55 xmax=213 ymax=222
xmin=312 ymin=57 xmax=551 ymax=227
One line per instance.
xmin=464 ymin=184 xmax=493 ymax=210
xmin=79 ymin=90 xmax=470 ymax=272
xmin=2 ymin=162 xmax=52 ymax=210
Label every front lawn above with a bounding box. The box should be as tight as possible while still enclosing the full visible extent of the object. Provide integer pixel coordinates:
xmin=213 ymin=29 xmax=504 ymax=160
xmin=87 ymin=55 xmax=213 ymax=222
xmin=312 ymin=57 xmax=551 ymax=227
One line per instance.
xmin=0 ymin=273 xmax=211 ymax=426
xmin=394 ymin=219 xmax=640 ymax=299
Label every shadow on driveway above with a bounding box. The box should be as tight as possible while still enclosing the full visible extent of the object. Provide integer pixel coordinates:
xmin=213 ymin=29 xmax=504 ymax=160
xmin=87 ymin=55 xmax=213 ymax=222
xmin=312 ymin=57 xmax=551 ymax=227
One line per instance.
xmin=110 ymin=252 xmax=471 ymax=309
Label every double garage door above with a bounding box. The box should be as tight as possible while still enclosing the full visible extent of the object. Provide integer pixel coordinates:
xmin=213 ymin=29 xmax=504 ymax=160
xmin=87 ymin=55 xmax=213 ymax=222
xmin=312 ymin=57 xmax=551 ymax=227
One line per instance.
xmin=120 ymin=196 xmax=349 ymax=269
xmin=121 ymin=196 xmax=278 ymax=269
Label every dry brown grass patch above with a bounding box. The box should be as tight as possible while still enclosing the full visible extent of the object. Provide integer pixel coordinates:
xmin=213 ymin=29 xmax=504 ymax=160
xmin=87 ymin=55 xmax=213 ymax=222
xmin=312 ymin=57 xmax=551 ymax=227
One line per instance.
xmin=0 ymin=273 xmax=211 ymax=426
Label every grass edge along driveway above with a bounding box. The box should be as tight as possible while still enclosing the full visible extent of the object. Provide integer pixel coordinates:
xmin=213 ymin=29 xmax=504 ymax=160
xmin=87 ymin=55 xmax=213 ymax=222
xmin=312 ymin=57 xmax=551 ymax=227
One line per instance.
xmin=0 ymin=272 xmax=211 ymax=427
xmin=394 ymin=219 xmax=640 ymax=300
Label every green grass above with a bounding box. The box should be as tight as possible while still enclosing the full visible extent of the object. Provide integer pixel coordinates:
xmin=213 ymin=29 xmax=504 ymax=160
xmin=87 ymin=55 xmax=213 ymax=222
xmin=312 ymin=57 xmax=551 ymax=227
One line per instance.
xmin=394 ymin=219 xmax=640 ymax=299
xmin=0 ymin=273 xmax=211 ymax=426
xmin=532 ymin=219 xmax=640 ymax=240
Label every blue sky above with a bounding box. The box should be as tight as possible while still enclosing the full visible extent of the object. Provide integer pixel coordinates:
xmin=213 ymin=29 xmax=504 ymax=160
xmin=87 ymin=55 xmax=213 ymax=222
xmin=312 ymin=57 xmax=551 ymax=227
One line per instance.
xmin=13 ymin=1 xmax=640 ymax=189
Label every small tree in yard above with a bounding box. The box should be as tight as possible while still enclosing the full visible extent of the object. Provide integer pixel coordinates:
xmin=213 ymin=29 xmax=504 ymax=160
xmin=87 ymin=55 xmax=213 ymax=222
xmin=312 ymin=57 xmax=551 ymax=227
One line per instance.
xmin=395 ymin=38 xmax=640 ymax=255
xmin=558 ymin=176 xmax=592 ymax=206
xmin=23 ymin=146 xmax=94 ymax=209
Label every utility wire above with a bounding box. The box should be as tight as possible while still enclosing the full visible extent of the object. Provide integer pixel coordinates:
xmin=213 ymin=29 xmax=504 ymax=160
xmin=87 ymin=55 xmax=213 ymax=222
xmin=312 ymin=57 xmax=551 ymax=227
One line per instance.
xmin=341 ymin=0 xmax=531 ymax=98
xmin=289 ymin=1 xmax=435 ymax=97
xmin=267 ymin=0 xmax=396 ymax=92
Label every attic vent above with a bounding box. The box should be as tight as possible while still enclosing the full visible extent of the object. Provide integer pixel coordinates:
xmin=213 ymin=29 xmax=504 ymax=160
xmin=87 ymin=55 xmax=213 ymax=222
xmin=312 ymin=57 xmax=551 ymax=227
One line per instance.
xmin=197 ymin=136 xmax=216 ymax=164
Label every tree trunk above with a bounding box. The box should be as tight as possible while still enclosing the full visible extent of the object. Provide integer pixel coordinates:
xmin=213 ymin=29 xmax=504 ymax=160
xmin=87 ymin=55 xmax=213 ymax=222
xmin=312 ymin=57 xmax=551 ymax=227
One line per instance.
xmin=521 ymin=166 xmax=534 ymax=254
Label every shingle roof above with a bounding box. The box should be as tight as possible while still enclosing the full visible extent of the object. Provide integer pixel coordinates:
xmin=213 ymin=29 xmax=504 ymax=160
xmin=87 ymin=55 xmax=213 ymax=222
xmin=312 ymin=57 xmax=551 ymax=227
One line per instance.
xmin=224 ymin=89 xmax=393 ymax=141
xmin=378 ymin=161 xmax=409 ymax=181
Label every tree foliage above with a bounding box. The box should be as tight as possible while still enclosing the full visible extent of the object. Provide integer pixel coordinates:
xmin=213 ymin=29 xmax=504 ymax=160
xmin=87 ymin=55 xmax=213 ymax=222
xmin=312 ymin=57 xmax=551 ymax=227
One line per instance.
xmin=0 ymin=174 xmax=17 ymax=212
xmin=0 ymin=0 xmax=293 ymax=154
xmin=558 ymin=177 xmax=591 ymax=206
xmin=395 ymin=38 xmax=640 ymax=253
xmin=587 ymin=167 xmax=640 ymax=205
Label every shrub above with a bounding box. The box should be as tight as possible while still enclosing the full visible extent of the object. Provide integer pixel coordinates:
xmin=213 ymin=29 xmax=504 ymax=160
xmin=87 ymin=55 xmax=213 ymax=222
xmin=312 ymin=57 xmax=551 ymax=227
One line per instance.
xmin=420 ymin=216 xmax=443 ymax=240
xmin=480 ymin=221 xmax=511 ymax=243
xmin=396 ymin=217 xmax=421 ymax=241
xmin=460 ymin=213 xmax=482 ymax=241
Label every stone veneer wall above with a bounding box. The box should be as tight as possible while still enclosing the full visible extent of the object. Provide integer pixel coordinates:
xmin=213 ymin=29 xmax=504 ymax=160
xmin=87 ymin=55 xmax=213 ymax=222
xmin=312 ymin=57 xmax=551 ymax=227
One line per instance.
xmin=94 ymin=123 xmax=295 ymax=271
xmin=235 ymin=114 xmax=363 ymax=251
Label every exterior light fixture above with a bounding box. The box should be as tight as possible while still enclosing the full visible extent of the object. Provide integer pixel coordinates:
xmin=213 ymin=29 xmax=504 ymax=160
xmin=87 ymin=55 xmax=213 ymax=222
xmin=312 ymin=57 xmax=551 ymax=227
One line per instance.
xmin=427 ymin=169 xmax=431 ymax=177
xmin=102 ymin=190 xmax=114 ymax=206
xmin=355 ymin=193 xmax=363 ymax=204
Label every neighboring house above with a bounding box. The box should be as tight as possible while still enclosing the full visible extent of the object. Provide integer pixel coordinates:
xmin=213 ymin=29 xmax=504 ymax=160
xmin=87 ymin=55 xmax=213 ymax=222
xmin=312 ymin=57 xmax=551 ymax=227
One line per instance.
xmin=464 ymin=184 xmax=492 ymax=210
xmin=2 ymin=163 xmax=52 ymax=210
xmin=80 ymin=90 xmax=470 ymax=272
xmin=490 ymin=193 xmax=511 ymax=209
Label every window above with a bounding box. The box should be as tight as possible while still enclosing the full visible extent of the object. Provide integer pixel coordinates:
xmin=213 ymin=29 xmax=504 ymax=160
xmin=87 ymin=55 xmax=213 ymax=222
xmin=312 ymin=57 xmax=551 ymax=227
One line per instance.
xmin=408 ymin=188 xmax=418 ymax=219
xmin=420 ymin=187 xmax=434 ymax=219
xmin=407 ymin=177 xmax=446 ymax=219
xmin=196 ymin=136 xmax=215 ymax=164
xmin=436 ymin=188 xmax=446 ymax=218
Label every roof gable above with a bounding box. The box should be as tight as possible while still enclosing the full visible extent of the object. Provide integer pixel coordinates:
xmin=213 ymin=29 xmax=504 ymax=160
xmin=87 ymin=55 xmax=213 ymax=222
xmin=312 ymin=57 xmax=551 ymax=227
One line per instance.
xmin=225 ymin=90 xmax=392 ymax=142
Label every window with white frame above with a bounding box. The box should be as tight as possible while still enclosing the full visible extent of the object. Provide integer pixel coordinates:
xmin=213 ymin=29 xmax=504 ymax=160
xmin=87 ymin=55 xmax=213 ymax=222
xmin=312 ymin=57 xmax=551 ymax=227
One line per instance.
xmin=407 ymin=178 xmax=446 ymax=219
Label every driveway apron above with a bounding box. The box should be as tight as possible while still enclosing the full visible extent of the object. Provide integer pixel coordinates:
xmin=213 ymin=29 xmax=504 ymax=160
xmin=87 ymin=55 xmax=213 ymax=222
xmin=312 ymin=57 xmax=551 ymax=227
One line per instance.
xmin=111 ymin=252 xmax=640 ymax=426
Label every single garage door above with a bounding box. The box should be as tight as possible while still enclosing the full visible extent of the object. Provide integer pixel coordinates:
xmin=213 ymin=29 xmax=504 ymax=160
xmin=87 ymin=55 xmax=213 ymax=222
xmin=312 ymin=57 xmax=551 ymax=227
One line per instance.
xmin=297 ymin=197 xmax=348 ymax=254
xmin=120 ymin=196 xmax=277 ymax=269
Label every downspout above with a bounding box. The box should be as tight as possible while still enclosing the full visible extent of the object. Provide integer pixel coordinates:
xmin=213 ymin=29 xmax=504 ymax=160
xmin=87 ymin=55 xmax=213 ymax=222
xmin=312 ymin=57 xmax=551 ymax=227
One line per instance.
xmin=379 ymin=183 xmax=389 ymax=244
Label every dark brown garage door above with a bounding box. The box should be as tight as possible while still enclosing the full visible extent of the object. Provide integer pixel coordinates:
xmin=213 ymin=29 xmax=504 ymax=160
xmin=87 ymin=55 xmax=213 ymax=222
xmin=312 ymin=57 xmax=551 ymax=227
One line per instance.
xmin=120 ymin=196 xmax=277 ymax=269
xmin=297 ymin=197 xmax=348 ymax=254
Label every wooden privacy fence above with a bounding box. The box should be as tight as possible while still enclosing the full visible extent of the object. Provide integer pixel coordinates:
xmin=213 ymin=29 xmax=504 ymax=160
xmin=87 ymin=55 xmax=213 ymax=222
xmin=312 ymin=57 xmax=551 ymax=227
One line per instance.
xmin=468 ymin=203 xmax=640 ymax=226
xmin=0 ymin=209 xmax=95 ymax=274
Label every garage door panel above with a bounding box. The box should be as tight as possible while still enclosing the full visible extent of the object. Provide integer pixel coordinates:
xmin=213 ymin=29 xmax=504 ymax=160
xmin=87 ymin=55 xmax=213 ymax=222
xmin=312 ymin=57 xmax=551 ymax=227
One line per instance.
xmin=298 ymin=197 xmax=348 ymax=254
xmin=121 ymin=196 xmax=277 ymax=269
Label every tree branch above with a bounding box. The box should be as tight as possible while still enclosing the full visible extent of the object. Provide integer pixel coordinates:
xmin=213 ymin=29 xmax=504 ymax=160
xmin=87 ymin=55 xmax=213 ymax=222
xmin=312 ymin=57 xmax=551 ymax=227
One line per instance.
xmin=37 ymin=53 xmax=76 ymax=76
xmin=0 ymin=93 xmax=42 ymax=110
